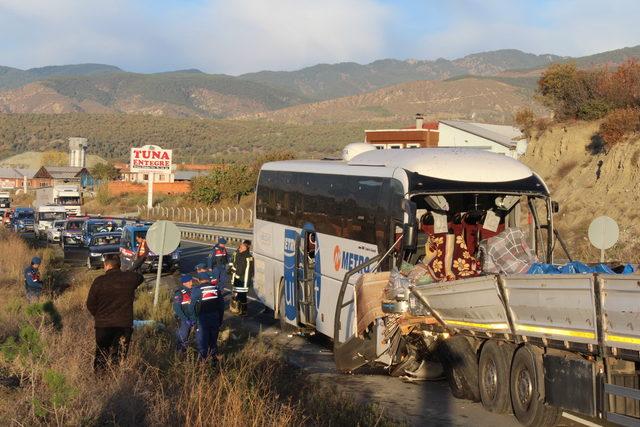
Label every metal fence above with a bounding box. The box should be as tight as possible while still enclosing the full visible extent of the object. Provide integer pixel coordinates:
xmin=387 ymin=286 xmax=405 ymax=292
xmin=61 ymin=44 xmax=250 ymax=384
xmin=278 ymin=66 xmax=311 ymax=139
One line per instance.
xmin=137 ymin=205 xmax=253 ymax=226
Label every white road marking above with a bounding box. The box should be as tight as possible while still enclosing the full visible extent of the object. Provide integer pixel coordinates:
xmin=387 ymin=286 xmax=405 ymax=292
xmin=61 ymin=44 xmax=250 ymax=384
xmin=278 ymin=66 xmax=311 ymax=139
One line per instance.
xmin=562 ymin=412 xmax=602 ymax=427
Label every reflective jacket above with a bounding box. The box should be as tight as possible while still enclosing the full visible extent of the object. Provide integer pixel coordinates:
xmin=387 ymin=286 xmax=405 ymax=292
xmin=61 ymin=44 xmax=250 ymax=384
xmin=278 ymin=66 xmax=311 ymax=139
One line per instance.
xmin=230 ymin=250 xmax=254 ymax=292
xmin=172 ymin=286 xmax=196 ymax=322
xmin=207 ymin=244 xmax=229 ymax=270
xmin=24 ymin=266 xmax=43 ymax=291
xmin=192 ymin=282 xmax=220 ymax=315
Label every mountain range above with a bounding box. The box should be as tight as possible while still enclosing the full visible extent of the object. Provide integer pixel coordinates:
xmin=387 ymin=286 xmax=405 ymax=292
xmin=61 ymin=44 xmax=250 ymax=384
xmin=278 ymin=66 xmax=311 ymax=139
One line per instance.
xmin=0 ymin=45 xmax=639 ymax=121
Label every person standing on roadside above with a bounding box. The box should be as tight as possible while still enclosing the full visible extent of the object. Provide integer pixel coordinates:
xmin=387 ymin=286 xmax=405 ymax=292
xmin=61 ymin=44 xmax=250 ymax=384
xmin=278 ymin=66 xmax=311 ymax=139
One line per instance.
xmin=86 ymin=254 xmax=144 ymax=372
xmin=207 ymin=237 xmax=229 ymax=283
xmin=173 ymin=274 xmax=196 ymax=353
xmin=196 ymin=262 xmax=225 ymax=326
xmin=24 ymin=256 xmax=43 ymax=303
xmin=192 ymin=271 xmax=222 ymax=366
xmin=130 ymin=234 xmax=149 ymax=273
xmin=229 ymin=240 xmax=254 ymax=316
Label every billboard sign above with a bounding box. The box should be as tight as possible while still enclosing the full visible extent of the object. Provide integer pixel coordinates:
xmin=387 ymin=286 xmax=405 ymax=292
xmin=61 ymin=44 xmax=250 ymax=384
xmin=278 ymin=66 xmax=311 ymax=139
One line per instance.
xmin=130 ymin=145 xmax=173 ymax=173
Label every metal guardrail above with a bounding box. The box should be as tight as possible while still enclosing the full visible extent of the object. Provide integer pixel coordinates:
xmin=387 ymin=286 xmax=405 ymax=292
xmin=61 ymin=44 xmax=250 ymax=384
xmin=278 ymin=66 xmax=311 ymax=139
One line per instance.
xmin=176 ymin=222 xmax=252 ymax=245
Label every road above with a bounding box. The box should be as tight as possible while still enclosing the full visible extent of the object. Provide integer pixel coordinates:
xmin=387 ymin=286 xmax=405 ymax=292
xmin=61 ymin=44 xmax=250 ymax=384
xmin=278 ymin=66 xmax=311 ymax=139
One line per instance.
xmin=177 ymin=239 xmax=588 ymax=427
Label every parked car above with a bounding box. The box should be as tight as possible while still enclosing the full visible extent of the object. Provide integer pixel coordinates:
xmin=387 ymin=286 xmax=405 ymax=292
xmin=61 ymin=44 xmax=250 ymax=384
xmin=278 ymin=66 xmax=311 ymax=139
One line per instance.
xmin=46 ymin=220 xmax=66 ymax=243
xmin=85 ymin=232 xmax=122 ymax=269
xmin=82 ymin=218 xmax=125 ymax=247
xmin=119 ymin=223 xmax=180 ymax=273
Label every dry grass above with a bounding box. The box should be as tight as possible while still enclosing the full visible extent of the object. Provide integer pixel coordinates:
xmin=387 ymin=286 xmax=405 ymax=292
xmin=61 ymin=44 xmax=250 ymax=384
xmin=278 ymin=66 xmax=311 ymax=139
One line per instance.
xmin=0 ymin=233 xmax=395 ymax=427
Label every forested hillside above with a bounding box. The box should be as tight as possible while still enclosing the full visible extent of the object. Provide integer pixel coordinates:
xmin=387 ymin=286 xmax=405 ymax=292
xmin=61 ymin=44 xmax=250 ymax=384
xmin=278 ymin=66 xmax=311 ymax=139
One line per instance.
xmin=0 ymin=113 xmax=399 ymax=161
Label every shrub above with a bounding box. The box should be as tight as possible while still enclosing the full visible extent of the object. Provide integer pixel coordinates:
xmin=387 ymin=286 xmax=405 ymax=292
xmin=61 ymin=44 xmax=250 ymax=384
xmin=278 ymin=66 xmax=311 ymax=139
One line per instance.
xmin=514 ymin=108 xmax=535 ymax=139
xmin=598 ymin=107 xmax=640 ymax=145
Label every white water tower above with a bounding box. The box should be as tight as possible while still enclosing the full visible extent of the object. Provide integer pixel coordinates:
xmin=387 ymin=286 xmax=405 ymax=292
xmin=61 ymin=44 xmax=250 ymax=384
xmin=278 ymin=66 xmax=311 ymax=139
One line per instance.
xmin=69 ymin=137 xmax=88 ymax=168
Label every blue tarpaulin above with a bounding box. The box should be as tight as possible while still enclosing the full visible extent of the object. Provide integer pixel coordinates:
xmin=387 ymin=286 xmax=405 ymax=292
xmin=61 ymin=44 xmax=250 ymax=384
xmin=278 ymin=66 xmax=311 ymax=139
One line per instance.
xmin=527 ymin=262 xmax=635 ymax=275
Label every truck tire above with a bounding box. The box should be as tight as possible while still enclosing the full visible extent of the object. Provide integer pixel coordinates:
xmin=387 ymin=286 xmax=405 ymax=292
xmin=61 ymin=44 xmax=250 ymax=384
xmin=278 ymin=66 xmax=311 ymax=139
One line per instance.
xmin=440 ymin=335 xmax=480 ymax=402
xmin=510 ymin=346 xmax=561 ymax=427
xmin=479 ymin=340 xmax=514 ymax=413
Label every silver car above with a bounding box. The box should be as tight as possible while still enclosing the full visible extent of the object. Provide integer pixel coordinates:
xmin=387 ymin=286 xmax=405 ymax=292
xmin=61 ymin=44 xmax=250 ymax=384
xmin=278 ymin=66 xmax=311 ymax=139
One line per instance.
xmin=46 ymin=220 xmax=66 ymax=243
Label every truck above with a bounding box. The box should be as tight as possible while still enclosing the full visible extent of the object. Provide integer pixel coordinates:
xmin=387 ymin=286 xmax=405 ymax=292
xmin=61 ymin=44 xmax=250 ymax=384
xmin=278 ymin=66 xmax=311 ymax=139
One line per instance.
xmin=52 ymin=185 xmax=82 ymax=216
xmin=35 ymin=205 xmax=67 ymax=239
xmin=0 ymin=191 xmax=10 ymax=209
xmin=252 ymin=146 xmax=640 ymax=427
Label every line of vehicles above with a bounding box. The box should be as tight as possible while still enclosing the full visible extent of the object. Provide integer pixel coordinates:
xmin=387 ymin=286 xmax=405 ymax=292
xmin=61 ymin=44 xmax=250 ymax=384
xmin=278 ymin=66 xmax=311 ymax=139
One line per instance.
xmin=252 ymin=144 xmax=640 ymax=427
xmin=2 ymin=200 xmax=180 ymax=272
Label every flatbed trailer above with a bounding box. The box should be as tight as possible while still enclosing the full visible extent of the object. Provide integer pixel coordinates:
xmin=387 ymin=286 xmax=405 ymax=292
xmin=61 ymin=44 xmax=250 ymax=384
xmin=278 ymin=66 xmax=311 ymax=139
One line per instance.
xmin=409 ymin=272 xmax=640 ymax=427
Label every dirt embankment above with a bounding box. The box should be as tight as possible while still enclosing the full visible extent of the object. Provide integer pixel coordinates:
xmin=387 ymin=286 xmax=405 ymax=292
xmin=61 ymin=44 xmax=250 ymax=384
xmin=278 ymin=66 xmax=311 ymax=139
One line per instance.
xmin=523 ymin=122 xmax=640 ymax=262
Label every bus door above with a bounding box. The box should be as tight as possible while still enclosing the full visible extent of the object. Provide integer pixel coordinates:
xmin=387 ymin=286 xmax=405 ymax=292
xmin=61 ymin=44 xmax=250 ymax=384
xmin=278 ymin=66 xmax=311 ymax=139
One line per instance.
xmin=296 ymin=229 xmax=317 ymax=326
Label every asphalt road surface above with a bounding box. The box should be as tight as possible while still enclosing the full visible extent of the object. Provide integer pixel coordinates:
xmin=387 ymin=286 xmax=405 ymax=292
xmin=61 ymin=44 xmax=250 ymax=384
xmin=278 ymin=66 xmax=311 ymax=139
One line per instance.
xmin=178 ymin=239 xmax=590 ymax=427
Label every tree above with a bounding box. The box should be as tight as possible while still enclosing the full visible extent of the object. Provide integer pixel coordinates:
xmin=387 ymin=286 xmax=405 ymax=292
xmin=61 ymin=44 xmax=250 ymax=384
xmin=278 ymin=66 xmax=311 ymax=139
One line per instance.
xmin=90 ymin=162 xmax=120 ymax=181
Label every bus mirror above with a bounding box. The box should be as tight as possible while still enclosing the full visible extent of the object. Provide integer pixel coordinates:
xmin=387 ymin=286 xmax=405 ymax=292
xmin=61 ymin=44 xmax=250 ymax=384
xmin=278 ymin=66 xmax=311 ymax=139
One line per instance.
xmin=403 ymin=223 xmax=417 ymax=250
xmin=401 ymin=200 xmax=418 ymax=250
xmin=551 ymin=200 xmax=560 ymax=213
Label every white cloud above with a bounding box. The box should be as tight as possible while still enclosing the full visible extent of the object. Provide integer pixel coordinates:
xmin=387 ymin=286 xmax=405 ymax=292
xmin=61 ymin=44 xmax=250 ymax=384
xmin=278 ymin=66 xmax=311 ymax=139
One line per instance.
xmin=0 ymin=0 xmax=391 ymax=74
xmin=414 ymin=0 xmax=640 ymax=60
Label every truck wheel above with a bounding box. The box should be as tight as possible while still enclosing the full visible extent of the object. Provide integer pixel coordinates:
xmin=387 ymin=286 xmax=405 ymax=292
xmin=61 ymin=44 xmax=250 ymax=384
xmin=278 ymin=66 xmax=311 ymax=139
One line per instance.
xmin=440 ymin=335 xmax=480 ymax=402
xmin=479 ymin=341 xmax=514 ymax=413
xmin=510 ymin=346 xmax=561 ymax=427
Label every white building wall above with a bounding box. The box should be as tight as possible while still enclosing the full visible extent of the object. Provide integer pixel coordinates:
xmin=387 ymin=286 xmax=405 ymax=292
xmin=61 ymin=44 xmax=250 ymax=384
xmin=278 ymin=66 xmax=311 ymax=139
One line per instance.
xmin=438 ymin=123 xmax=515 ymax=158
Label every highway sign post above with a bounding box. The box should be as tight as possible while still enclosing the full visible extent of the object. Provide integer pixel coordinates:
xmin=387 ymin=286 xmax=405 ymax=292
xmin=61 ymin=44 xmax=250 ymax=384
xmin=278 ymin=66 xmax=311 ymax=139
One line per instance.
xmin=588 ymin=216 xmax=619 ymax=263
xmin=129 ymin=145 xmax=173 ymax=209
xmin=146 ymin=220 xmax=181 ymax=307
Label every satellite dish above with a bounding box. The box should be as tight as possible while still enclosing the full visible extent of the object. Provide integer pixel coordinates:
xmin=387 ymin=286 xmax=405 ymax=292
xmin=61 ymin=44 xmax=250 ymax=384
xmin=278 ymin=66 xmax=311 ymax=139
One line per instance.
xmin=588 ymin=216 xmax=619 ymax=262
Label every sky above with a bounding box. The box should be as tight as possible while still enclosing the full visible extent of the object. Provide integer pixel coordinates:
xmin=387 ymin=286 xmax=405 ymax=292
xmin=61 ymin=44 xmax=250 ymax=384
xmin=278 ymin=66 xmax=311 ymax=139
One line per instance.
xmin=1 ymin=0 xmax=640 ymax=75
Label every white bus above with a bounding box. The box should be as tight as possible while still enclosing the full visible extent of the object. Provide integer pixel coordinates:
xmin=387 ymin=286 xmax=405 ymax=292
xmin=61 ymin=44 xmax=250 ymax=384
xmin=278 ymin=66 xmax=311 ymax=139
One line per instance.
xmin=252 ymin=145 xmax=554 ymax=373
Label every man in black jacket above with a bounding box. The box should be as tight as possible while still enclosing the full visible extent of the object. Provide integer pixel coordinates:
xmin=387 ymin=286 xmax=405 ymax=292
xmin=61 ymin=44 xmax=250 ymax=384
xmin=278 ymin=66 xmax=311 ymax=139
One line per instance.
xmin=229 ymin=240 xmax=254 ymax=316
xmin=86 ymin=254 xmax=144 ymax=372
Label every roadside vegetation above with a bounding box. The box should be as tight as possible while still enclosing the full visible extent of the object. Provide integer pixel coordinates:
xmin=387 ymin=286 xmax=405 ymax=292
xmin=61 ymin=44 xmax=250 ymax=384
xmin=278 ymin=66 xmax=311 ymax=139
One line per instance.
xmin=0 ymin=113 xmax=401 ymax=162
xmin=0 ymin=231 xmax=396 ymax=426
xmin=516 ymin=59 xmax=640 ymax=147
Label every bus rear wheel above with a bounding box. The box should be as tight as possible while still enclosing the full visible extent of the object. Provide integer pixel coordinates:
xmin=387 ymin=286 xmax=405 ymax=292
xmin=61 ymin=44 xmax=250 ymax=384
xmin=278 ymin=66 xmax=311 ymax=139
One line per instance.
xmin=510 ymin=345 xmax=561 ymax=427
xmin=479 ymin=340 xmax=514 ymax=414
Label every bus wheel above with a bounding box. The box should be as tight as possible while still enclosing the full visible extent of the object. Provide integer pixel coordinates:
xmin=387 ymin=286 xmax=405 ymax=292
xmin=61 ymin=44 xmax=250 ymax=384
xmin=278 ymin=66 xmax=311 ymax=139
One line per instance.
xmin=510 ymin=346 xmax=561 ymax=427
xmin=479 ymin=341 xmax=514 ymax=413
xmin=440 ymin=335 xmax=480 ymax=402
